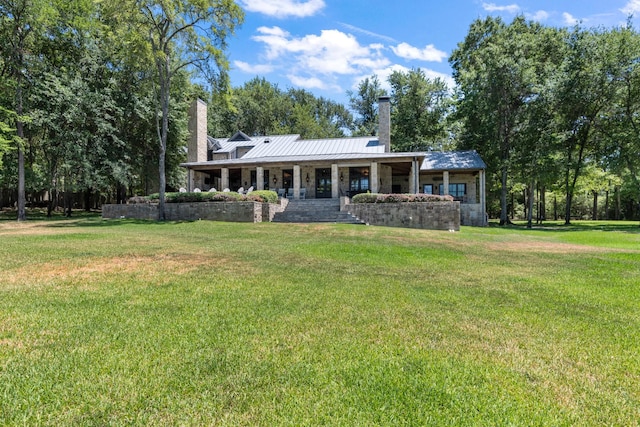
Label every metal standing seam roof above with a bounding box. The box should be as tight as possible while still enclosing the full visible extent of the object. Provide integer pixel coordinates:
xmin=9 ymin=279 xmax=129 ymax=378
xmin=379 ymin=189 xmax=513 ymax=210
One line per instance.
xmin=421 ymin=150 xmax=486 ymax=171
xmin=211 ymin=134 xmax=302 ymax=154
xmin=189 ymin=133 xmax=486 ymax=172
xmin=241 ymin=135 xmax=385 ymax=159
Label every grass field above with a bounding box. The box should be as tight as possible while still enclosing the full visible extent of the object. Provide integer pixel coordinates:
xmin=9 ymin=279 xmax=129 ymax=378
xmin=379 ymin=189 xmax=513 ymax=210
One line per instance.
xmin=0 ymin=215 xmax=639 ymax=426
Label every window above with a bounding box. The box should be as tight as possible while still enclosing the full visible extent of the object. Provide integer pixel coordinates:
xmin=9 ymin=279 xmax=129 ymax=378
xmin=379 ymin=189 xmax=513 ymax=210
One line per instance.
xmin=439 ymin=183 xmax=466 ymax=200
xmin=423 ymin=184 xmax=433 ymax=194
xmin=349 ymin=167 xmax=369 ymax=195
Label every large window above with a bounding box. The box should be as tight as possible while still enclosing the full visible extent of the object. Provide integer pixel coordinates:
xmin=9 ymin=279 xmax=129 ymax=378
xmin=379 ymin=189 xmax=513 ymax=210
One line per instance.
xmin=439 ymin=183 xmax=466 ymax=200
xmin=349 ymin=167 xmax=369 ymax=195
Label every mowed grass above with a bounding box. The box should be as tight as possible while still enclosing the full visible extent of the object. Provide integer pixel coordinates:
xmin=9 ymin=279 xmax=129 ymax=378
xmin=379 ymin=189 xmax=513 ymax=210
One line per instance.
xmin=0 ymin=217 xmax=639 ymax=426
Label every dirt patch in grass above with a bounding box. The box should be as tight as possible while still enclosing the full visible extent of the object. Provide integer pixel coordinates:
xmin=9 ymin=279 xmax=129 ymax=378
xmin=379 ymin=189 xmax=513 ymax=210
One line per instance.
xmin=484 ymin=241 xmax=627 ymax=254
xmin=2 ymin=253 xmax=240 ymax=290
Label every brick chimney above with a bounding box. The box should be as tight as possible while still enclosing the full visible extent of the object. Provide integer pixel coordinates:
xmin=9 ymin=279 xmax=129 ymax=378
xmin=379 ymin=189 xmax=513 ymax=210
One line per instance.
xmin=188 ymin=99 xmax=207 ymax=162
xmin=378 ymin=96 xmax=391 ymax=152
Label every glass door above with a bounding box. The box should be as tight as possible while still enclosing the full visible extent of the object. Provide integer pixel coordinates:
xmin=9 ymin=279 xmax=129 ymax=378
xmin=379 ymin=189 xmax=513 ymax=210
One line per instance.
xmin=315 ymin=168 xmax=332 ymax=198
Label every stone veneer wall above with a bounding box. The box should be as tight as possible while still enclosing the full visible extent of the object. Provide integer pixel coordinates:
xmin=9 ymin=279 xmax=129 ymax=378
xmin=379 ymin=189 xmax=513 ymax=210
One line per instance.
xmin=102 ymin=202 xmax=283 ymax=222
xmin=345 ymin=201 xmax=460 ymax=231
xmin=460 ymin=203 xmax=486 ymax=226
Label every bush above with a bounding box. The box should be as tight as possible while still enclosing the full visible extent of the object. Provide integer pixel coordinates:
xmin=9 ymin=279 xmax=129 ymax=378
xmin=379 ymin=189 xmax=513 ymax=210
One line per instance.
xmin=248 ymin=190 xmax=279 ymax=204
xmin=131 ymin=190 xmax=279 ymax=204
xmin=351 ymin=193 xmax=454 ymax=203
xmin=127 ymin=196 xmax=152 ymax=204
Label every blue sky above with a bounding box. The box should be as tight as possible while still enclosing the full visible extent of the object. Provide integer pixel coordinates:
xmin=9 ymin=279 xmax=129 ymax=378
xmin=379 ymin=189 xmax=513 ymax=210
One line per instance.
xmin=227 ymin=0 xmax=640 ymax=106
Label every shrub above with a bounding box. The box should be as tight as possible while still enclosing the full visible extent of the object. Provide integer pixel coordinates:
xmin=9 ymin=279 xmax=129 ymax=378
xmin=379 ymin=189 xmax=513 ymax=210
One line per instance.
xmin=352 ymin=193 xmax=454 ymax=203
xmin=130 ymin=190 xmax=279 ymax=204
xmin=127 ymin=196 xmax=152 ymax=204
xmin=248 ymin=190 xmax=279 ymax=204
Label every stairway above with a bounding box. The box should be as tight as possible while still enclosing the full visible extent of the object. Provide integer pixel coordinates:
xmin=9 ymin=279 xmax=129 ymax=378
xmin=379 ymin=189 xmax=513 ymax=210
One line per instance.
xmin=272 ymin=199 xmax=364 ymax=224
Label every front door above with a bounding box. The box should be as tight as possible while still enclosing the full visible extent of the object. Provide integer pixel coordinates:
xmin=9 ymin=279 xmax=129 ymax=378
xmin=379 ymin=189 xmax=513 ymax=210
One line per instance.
xmin=282 ymin=169 xmax=293 ymax=193
xmin=315 ymin=168 xmax=332 ymax=198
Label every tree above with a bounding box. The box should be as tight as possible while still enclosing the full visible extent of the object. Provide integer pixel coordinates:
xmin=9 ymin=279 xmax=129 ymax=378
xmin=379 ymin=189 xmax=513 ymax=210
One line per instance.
xmin=451 ymin=16 xmax=564 ymax=225
xmin=388 ymin=68 xmax=451 ymax=152
xmin=599 ymin=23 xmax=640 ymax=225
xmin=347 ymin=75 xmax=387 ymax=137
xmin=552 ymin=27 xmax=619 ymax=224
xmin=133 ymin=0 xmax=243 ymax=220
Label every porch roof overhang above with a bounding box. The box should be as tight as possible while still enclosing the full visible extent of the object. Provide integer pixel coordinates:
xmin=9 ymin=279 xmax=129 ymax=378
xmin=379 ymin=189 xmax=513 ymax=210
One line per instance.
xmin=181 ymin=152 xmax=425 ymax=171
xmin=420 ymin=150 xmax=486 ymax=173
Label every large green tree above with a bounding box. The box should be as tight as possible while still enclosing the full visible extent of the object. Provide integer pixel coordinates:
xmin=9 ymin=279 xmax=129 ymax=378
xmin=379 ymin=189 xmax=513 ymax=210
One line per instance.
xmin=451 ymin=16 xmax=564 ymax=225
xmin=133 ymin=0 xmax=243 ymax=220
xmin=388 ymin=68 xmax=451 ymax=152
xmin=347 ymin=75 xmax=387 ymax=137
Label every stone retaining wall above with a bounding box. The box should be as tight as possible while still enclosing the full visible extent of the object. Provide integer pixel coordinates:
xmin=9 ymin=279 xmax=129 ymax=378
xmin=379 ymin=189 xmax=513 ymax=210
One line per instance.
xmin=102 ymin=202 xmax=282 ymax=222
xmin=345 ymin=201 xmax=460 ymax=231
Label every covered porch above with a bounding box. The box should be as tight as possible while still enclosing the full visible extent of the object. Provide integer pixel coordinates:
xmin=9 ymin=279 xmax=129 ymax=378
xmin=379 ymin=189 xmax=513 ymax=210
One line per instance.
xmin=184 ymin=153 xmax=426 ymax=200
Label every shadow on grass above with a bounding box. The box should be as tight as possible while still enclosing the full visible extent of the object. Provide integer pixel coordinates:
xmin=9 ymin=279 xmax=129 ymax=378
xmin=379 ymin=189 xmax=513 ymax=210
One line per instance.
xmin=0 ymin=209 xmax=185 ymax=228
xmin=488 ymin=220 xmax=640 ymax=234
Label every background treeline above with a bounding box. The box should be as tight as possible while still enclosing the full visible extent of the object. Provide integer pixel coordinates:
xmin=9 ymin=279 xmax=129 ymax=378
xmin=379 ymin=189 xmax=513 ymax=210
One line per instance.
xmin=1 ymin=3 xmax=639 ymax=224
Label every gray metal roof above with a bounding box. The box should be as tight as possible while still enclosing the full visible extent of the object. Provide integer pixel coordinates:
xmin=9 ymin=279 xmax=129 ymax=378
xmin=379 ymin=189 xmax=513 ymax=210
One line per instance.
xmin=241 ymin=136 xmax=385 ymax=159
xmin=421 ymin=150 xmax=486 ymax=171
xmin=189 ymin=132 xmax=486 ymax=172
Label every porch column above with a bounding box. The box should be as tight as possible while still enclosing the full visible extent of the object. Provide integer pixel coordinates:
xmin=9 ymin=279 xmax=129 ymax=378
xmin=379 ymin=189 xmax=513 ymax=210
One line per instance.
xmin=293 ymin=164 xmax=301 ymax=199
xmin=331 ymin=164 xmax=339 ymax=198
xmin=409 ymin=159 xmax=419 ymax=194
xmin=221 ymin=168 xmax=229 ymax=191
xmin=480 ymin=169 xmax=487 ymax=225
xmin=187 ymin=169 xmax=193 ymax=192
xmin=443 ymin=171 xmax=450 ymax=195
xmin=370 ymin=161 xmax=379 ymax=193
xmin=257 ymin=167 xmax=264 ymax=190
xmin=414 ymin=159 xmax=421 ymax=194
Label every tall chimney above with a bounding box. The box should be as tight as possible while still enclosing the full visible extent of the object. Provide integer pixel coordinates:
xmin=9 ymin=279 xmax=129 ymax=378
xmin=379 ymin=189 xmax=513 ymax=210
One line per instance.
xmin=188 ymin=99 xmax=207 ymax=162
xmin=378 ymin=96 xmax=391 ymax=153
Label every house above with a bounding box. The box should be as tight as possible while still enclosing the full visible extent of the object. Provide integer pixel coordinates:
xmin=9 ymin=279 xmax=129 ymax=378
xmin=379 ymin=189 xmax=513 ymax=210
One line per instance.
xmin=181 ymin=97 xmax=487 ymax=226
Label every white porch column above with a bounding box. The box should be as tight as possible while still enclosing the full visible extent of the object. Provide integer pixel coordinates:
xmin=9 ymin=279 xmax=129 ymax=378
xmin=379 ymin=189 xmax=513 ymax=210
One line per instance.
xmin=414 ymin=159 xmax=421 ymax=194
xmin=257 ymin=167 xmax=264 ymax=190
xmin=221 ymin=168 xmax=229 ymax=191
xmin=370 ymin=161 xmax=379 ymax=193
xmin=409 ymin=160 xmax=419 ymax=194
xmin=480 ymin=169 xmax=487 ymax=225
xmin=443 ymin=171 xmax=450 ymax=195
xmin=331 ymin=164 xmax=339 ymax=198
xmin=293 ymin=164 xmax=301 ymax=199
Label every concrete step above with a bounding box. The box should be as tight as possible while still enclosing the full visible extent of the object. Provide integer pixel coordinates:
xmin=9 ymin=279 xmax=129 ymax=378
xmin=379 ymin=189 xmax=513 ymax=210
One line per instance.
xmin=272 ymin=199 xmax=364 ymax=224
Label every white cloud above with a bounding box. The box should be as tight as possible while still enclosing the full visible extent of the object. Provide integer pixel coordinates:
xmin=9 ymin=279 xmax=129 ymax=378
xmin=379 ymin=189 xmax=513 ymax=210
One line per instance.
xmin=482 ymin=2 xmax=520 ymax=13
xmin=287 ymin=75 xmax=341 ymax=91
xmin=621 ymin=0 xmax=640 ymax=15
xmin=339 ymin=22 xmax=397 ymax=43
xmin=234 ymin=61 xmax=274 ymax=74
xmin=252 ymin=27 xmax=390 ymax=76
xmin=391 ymin=42 xmax=448 ymax=62
xmin=563 ymin=12 xmax=579 ymax=25
xmin=528 ymin=10 xmax=549 ymax=21
xmin=239 ymin=0 xmax=325 ymax=18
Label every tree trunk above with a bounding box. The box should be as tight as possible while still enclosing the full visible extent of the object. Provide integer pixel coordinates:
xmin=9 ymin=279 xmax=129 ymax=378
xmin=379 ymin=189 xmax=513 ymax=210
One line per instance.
xmin=605 ymin=189 xmax=609 ymax=220
xmin=527 ymin=180 xmax=534 ymax=229
xmin=16 ymin=79 xmax=26 ymax=221
xmin=592 ymin=191 xmax=598 ymax=220
xmin=615 ymin=185 xmax=621 ymax=220
xmin=553 ymin=195 xmax=558 ymax=221
xmin=499 ymin=167 xmax=509 ymax=225
xmin=157 ymin=53 xmax=171 ymax=221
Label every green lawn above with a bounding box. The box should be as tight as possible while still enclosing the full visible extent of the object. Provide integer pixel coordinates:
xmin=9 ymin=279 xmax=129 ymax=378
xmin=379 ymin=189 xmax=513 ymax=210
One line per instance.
xmin=0 ymin=217 xmax=639 ymax=426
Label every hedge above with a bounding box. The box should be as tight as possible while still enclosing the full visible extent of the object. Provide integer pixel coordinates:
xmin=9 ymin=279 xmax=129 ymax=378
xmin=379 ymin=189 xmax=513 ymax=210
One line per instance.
xmin=133 ymin=190 xmax=279 ymax=204
xmin=351 ymin=193 xmax=454 ymax=203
